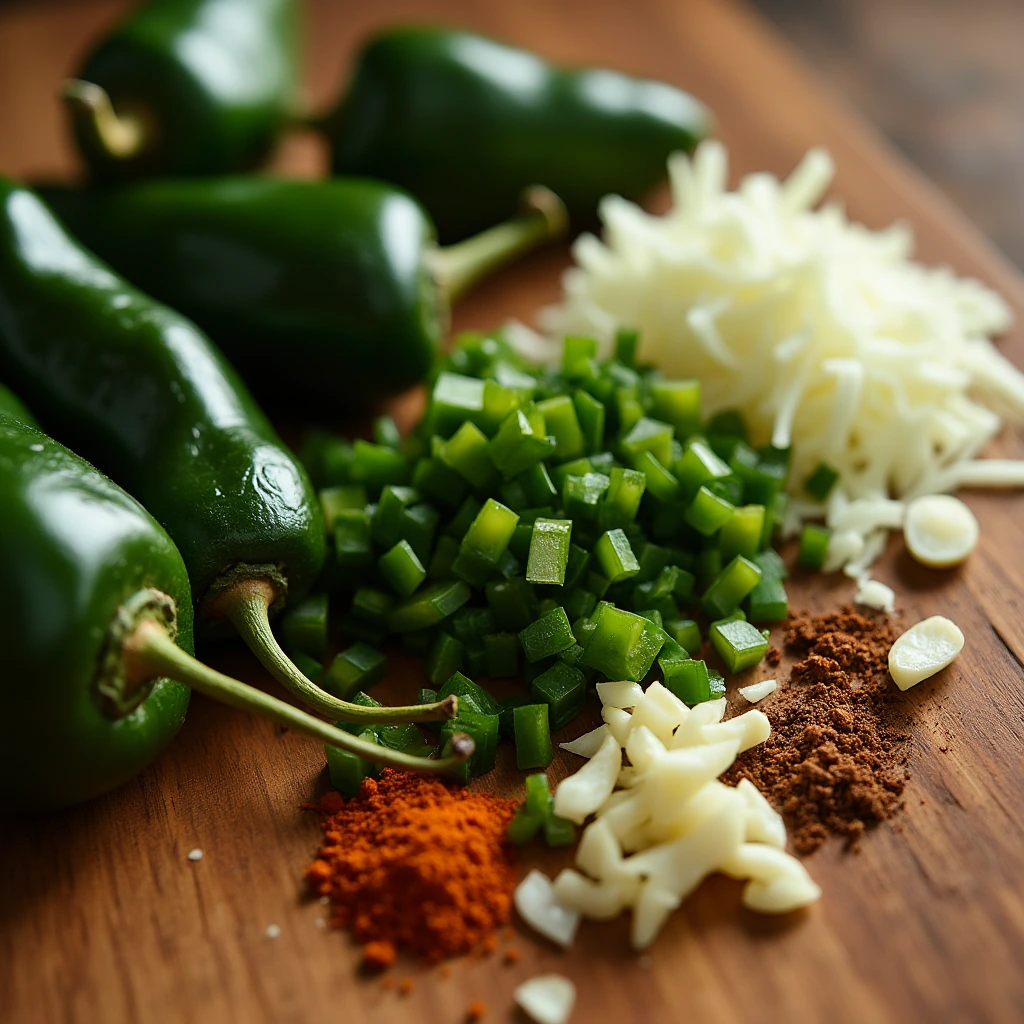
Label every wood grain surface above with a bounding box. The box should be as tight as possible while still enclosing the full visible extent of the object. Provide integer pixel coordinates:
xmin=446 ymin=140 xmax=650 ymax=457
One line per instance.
xmin=3 ymin=1 xmax=1024 ymax=1022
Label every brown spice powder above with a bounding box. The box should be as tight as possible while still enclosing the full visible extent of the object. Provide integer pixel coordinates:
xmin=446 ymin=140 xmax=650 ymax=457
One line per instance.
xmin=725 ymin=607 xmax=912 ymax=853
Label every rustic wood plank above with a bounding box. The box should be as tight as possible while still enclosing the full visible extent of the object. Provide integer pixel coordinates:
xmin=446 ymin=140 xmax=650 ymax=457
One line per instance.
xmin=2 ymin=0 xmax=1024 ymax=1022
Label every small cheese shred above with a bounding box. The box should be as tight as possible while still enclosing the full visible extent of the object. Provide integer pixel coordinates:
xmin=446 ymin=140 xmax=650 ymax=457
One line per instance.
xmin=539 ymin=141 xmax=1024 ymax=571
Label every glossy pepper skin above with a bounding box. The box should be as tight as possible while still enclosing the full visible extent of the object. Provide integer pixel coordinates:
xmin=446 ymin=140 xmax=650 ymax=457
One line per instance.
xmin=325 ymin=26 xmax=711 ymax=242
xmin=43 ymin=177 xmax=437 ymax=405
xmin=0 ymin=179 xmax=325 ymax=608
xmin=65 ymin=0 xmax=299 ymax=179
xmin=0 ymin=417 xmax=192 ymax=811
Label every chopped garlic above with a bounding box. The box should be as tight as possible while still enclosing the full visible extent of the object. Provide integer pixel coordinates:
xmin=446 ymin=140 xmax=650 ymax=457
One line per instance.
xmin=855 ymin=577 xmax=896 ymax=613
xmin=738 ymin=679 xmax=778 ymax=703
xmin=515 ymin=975 xmax=576 ymax=1024
xmin=889 ymin=616 xmax=965 ymax=690
xmin=904 ymin=495 xmax=979 ymax=568
xmin=553 ymin=734 xmax=621 ymax=824
xmin=595 ymin=680 xmax=644 ymax=708
xmin=560 ymin=724 xmax=611 ymax=758
xmin=513 ymin=870 xmax=580 ymax=949
xmin=541 ymin=141 xmax=1022 ymax=575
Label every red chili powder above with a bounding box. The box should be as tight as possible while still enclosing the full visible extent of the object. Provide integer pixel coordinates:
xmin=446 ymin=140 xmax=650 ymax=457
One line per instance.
xmin=306 ymin=770 xmax=519 ymax=963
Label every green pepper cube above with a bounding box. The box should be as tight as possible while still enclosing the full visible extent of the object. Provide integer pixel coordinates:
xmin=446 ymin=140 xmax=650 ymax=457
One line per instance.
xmin=324 ymin=728 xmax=381 ymax=797
xmin=517 ymin=461 xmax=558 ymax=506
xmin=536 ymin=395 xmax=585 ymax=461
xmin=580 ymin=604 xmax=666 ymax=681
xmin=322 ymin=643 xmax=387 ymax=701
xmin=484 ymin=632 xmax=519 ymax=677
xmin=665 ymin=617 xmax=702 ymax=655
xmin=550 ymin=457 xmax=593 ymax=489
xmin=486 ymin=406 xmax=555 ymax=479
xmin=424 ymin=631 xmax=465 ymax=686
xmin=675 ymin=440 xmax=732 ymax=500
xmin=729 ymin=443 xmax=788 ymax=507
xmin=804 ymin=461 xmax=840 ymax=501
xmin=485 ymin=576 xmax=536 ymax=633
xmin=349 ymin=440 xmax=409 ymax=490
xmin=620 ymin=417 xmax=674 ymax=467
xmin=371 ymin=485 xmax=417 ymax=548
xmin=530 ymin=662 xmax=587 ymax=730
xmin=291 ymin=652 xmax=323 ymax=683
xmin=564 ymin=587 xmax=598 ymax=622
xmin=476 ymin=379 xmax=523 ymax=436
xmin=525 ymin=771 xmax=553 ymax=816
xmin=594 ymin=529 xmax=640 ymax=584
xmin=431 ymin=371 xmax=486 ymax=436
xmin=334 ymin=508 xmax=372 ymax=568
xmin=711 ymin=618 xmax=770 ymax=674
xmin=319 ymin=485 xmax=368 ymax=531
xmin=562 ymin=472 xmax=611 ymax=521
xmin=753 ymin=548 xmax=789 ymax=580
xmin=441 ymin=711 xmax=499 ymax=779
xmin=709 ymin=668 xmax=727 ymax=699
xmin=526 ymin=518 xmax=573 ymax=585
xmin=498 ymin=694 xmax=532 ymax=740
xmin=378 ymin=539 xmax=426 ymax=598
xmin=543 ymin=814 xmax=577 ymax=847
xmin=513 ymin=704 xmax=554 ymax=769
xmin=412 ymin=457 xmax=467 ymax=510
xmin=599 ymin=466 xmax=647 ymax=529
xmin=684 ymin=485 xmax=735 ymax=536
xmin=662 ymin=657 xmax=711 ymax=706
xmin=506 ymin=806 xmax=544 ymax=845
xmin=748 ymin=576 xmax=789 ymax=623
xmin=452 ymin=498 xmax=520 ymax=586
xmin=719 ymin=505 xmax=766 ymax=561
xmin=701 ymin=555 xmax=763 ymax=620
xmin=614 ymin=327 xmax=639 ymax=366
xmin=440 ymin=420 xmax=499 ymax=489
xmin=561 ymin=335 xmax=599 ymax=378
xmin=519 ymin=606 xmax=576 ymax=662
xmin=281 ymin=593 xmax=329 ymax=661
xmin=438 ymin=670 xmax=502 ymax=716
xmin=427 ymin=535 xmax=460 ymax=579
xmin=351 ymin=587 xmax=393 ymax=628
xmin=573 ymin=390 xmax=606 ymax=453
xmin=797 ymin=524 xmax=831 ymax=570
xmin=388 ymin=581 xmax=471 ymax=632
xmin=372 ymin=415 xmax=401 ymax=449
xmin=633 ymin=451 xmax=680 ymax=504
xmin=650 ymin=379 xmax=702 ymax=438
xmin=443 ymin=495 xmax=482 ymax=540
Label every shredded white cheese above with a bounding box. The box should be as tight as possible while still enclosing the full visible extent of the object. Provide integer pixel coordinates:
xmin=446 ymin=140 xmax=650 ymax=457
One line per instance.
xmin=539 ymin=141 xmax=1023 ymax=571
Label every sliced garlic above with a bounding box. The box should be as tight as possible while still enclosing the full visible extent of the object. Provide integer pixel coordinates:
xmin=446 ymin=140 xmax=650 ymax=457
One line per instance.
xmin=855 ymin=577 xmax=896 ymax=613
xmin=738 ymin=679 xmax=778 ymax=703
xmin=560 ymin=724 xmax=611 ymax=758
xmin=515 ymin=974 xmax=577 ymax=1024
xmin=553 ymin=734 xmax=621 ymax=824
xmin=513 ymin=870 xmax=580 ymax=948
xmin=595 ymin=680 xmax=644 ymax=708
xmin=888 ymin=616 xmax=964 ymax=690
xmin=904 ymin=494 xmax=979 ymax=568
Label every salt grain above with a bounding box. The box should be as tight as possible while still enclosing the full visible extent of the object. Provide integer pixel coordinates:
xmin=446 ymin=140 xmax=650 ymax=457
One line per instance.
xmin=187 ymin=848 xmax=203 ymax=862
xmin=266 ymin=925 xmax=281 ymax=939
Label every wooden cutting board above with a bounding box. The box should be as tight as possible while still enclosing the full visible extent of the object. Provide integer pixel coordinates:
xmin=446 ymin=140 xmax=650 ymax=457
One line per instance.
xmin=3 ymin=1 xmax=1024 ymax=1021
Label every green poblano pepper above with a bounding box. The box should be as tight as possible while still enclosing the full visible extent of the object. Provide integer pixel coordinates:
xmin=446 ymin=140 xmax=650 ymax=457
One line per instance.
xmin=323 ymin=26 xmax=712 ymax=241
xmin=40 ymin=176 xmax=566 ymax=406
xmin=0 ymin=417 xmax=472 ymax=812
xmin=63 ymin=0 xmax=300 ymax=179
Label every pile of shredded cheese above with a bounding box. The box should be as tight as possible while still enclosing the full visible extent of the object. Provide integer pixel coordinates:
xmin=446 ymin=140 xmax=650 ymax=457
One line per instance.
xmin=513 ymin=681 xmax=819 ymax=951
xmin=537 ymin=141 xmax=1024 ymax=575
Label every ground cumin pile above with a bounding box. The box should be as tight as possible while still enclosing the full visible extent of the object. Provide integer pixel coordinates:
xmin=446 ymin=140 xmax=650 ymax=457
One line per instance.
xmin=305 ymin=770 xmax=519 ymax=963
xmin=725 ymin=607 xmax=911 ymax=853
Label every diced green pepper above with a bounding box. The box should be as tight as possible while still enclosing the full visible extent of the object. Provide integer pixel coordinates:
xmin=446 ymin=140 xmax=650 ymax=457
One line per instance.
xmin=424 ymin=632 xmax=465 ymax=686
xmin=633 ymin=451 xmax=681 ymax=504
xmin=319 ymin=485 xmax=368 ymax=531
xmin=531 ymin=662 xmax=587 ymax=729
xmin=665 ymin=617 xmax=701 ymax=655
xmin=431 ymin=371 xmax=486 ymax=436
xmin=526 ymin=518 xmax=573 ymax=585
xmin=543 ymin=814 xmax=577 ymax=847
xmin=325 ymin=727 xmax=382 ymax=796
xmin=440 ymin=420 xmax=499 ymax=489
xmin=451 ymin=498 xmax=520 ymax=585
xmin=675 ymin=440 xmax=732 ymax=500
xmin=281 ymin=593 xmax=329 ymax=661
xmin=701 ymin=555 xmax=762 ymax=620
xmin=804 ymin=461 xmax=840 ymax=501
xmin=561 ymin=335 xmax=599 ymax=379
xmin=594 ymin=529 xmax=641 ymax=584
xmin=506 ymin=806 xmax=544 ymax=844
xmin=378 ymin=539 xmax=426 ymax=598
xmin=441 ymin=711 xmax=499 ymax=779
xmin=620 ymin=417 xmax=674 ymax=467
xmin=334 ymin=508 xmax=372 ymax=568
xmin=719 ymin=505 xmax=766 ymax=562
xmin=563 ymin=472 xmax=611 ymax=521
xmin=322 ymin=643 xmax=387 ymax=701
xmin=349 ymin=440 xmax=409 ymax=491
xmin=614 ymin=327 xmax=639 ymax=366
xmin=573 ymin=390 xmax=606 ymax=453
xmin=519 ymin=606 xmax=576 ymax=662
xmin=514 ymin=704 xmax=554 ymax=769
xmin=486 ymin=406 xmax=555 ymax=479
xmin=650 ymin=379 xmax=702 ymax=438
xmin=537 ymin=395 xmax=585 ymax=461
xmin=372 ymin=415 xmax=401 ymax=449
xmin=797 ymin=524 xmax=831 ymax=570
xmin=444 ymin=496 xmax=482 ymax=540
xmin=388 ymin=581 xmax=472 ymax=632
xmin=427 ymin=535 xmax=460 ymax=579
xmin=711 ymin=618 xmax=770 ymax=673
xmin=412 ymin=457 xmax=467 ymax=510
xmin=599 ymin=466 xmax=647 ymax=529
xmin=498 ymin=693 xmax=532 ymax=740
xmin=753 ymin=548 xmax=789 ymax=580
xmin=484 ymin=632 xmax=519 ymax=677
xmin=580 ymin=604 xmax=665 ymax=681
xmin=662 ymin=656 xmax=711 ymax=706
xmin=438 ymin=670 xmax=502 ymax=716
xmin=748 ymin=577 xmax=789 ymax=623
xmin=685 ymin=485 xmax=735 ymax=536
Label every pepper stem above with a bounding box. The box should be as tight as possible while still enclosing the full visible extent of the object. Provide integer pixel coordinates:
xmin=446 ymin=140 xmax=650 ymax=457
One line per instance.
xmin=61 ymin=79 xmax=147 ymax=163
xmin=123 ymin=617 xmax=474 ymax=777
xmin=209 ymin=576 xmax=458 ymax=724
xmin=431 ymin=186 xmax=569 ymax=306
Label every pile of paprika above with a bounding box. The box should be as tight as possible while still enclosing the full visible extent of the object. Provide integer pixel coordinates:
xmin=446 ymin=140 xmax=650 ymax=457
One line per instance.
xmin=306 ymin=769 xmax=520 ymax=963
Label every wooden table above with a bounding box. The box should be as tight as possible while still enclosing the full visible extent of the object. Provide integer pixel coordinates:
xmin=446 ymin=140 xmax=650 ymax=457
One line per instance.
xmin=3 ymin=1 xmax=1024 ymax=1021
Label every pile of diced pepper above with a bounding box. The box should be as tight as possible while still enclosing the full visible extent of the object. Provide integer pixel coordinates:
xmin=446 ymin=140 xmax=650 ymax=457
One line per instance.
xmin=288 ymin=330 xmax=836 ymax=809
